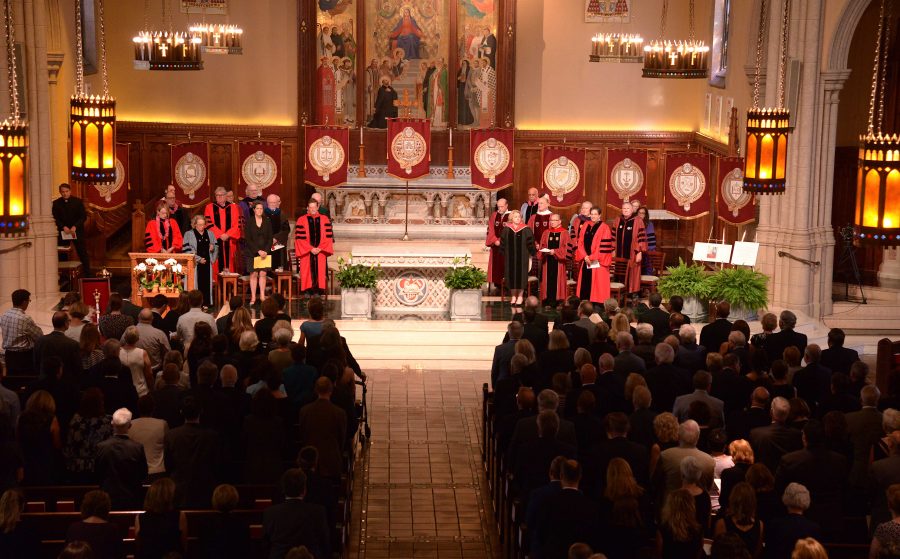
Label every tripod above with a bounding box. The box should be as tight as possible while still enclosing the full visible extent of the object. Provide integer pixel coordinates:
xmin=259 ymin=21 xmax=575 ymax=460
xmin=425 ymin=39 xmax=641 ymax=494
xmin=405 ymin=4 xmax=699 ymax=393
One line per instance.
xmin=836 ymin=225 xmax=867 ymax=304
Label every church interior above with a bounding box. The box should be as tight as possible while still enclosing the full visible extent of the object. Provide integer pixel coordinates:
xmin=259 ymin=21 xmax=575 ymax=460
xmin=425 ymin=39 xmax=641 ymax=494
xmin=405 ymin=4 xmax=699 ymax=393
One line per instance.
xmin=1 ymin=0 xmax=900 ymax=558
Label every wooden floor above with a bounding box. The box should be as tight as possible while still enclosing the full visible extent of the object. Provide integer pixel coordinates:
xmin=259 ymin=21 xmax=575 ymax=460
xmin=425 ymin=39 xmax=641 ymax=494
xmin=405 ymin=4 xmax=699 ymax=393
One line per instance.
xmin=346 ymin=369 xmax=502 ymax=559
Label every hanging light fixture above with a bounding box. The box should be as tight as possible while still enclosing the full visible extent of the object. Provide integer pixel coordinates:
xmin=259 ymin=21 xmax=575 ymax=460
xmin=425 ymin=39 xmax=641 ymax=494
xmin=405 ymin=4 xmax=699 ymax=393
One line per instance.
xmin=189 ymin=24 xmax=243 ymax=55
xmin=743 ymin=0 xmax=792 ymax=194
xmin=854 ymin=0 xmax=900 ymax=245
xmin=71 ymin=0 xmax=116 ymax=183
xmin=0 ymin=0 xmax=28 ymax=236
xmin=642 ymin=0 xmax=709 ymax=79
xmin=589 ymin=33 xmax=643 ymax=63
xmin=133 ymin=0 xmax=202 ymax=70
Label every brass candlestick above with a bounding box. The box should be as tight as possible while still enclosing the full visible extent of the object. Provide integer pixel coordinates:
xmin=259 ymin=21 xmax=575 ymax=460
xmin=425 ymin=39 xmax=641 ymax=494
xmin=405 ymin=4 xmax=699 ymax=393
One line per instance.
xmin=447 ymin=145 xmax=455 ymax=179
xmin=358 ymin=143 xmax=367 ymax=177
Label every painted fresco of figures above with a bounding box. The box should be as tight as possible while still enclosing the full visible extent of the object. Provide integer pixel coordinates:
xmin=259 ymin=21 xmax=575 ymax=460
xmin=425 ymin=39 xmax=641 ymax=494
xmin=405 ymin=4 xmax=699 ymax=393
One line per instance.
xmin=392 ymin=48 xmax=407 ymax=78
xmin=416 ymin=61 xmax=429 ymax=117
xmin=457 ymin=60 xmax=475 ymax=126
xmin=365 ymin=58 xmax=379 ymax=121
xmin=427 ymin=58 xmax=449 ymax=128
xmin=335 ymin=57 xmax=356 ymax=126
xmin=315 ymin=55 xmax=336 ymax=125
xmin=318 ymin=24 xmax=335 ymax=59
xmin=340 ymin=21 xmax=357 ymax=64
xmin=478 ymin=26 xmax=497 ymax=68
xmin=389 ymin=8 xmax=424 ymax=60
xmin=368 ymin=76 xmax=398 ymax=129
xmin=460 ymin=24 xmax=481 ymax=60
xmin=476 ymin=57 xmax=496 ymax=126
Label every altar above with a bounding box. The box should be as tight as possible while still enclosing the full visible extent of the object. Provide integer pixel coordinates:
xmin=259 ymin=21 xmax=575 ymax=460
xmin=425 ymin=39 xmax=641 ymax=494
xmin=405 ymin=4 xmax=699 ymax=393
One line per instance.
xmin=350 ymin=244 xmax=471 ymax=313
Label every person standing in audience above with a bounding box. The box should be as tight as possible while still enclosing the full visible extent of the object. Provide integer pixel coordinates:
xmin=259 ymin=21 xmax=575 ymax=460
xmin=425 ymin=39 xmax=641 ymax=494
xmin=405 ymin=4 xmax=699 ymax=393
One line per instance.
xmin=714 ymin=481 xmax=764 ymax=557
xmin=17 ymin=389 xmax=62 ymax=485
xmin=749 ymin=396 xmax=802 ymax=474
xmin=95 ymin=408 xmax=147 ymax=510
xmin=298 ymin=377 xmax=347 ymax=482
xmin=655 ymin=420 xmax=715 ymax=501
xmin=0 ymin=489 xmax=40 ymax=558
xmin=135 ymin=477 xmax=186 ymax=559
xmin=701 ymin=301 xmax=733 ymax=357
xmin=34 ymin=311 xmax=82 ymax=381
xmin=200 ymin=484 xmax=251 ymax=559
xmin=63 ymin=388 xmax=112 ymax=484
xmin=164 ymin=396 xmax=223 ymax=508
xmin=513 ymin=410 xmax=577 ymax=496
xmin=535 ymin=459 xmax=601 ymax=559
xmin=129 ymin=396 xmax=168 ymax=480
xmin=263 ymin=469 xmax=331 ymax=559
xmin=500 ymin=209 xmax=536 ymax=306
xmin=133 ymin=309 xmax=170 ymax=375
xmin=175 ymin=290 xmax=217 ymax=345
xmin=870 ymin=484 xmax=900 ymax=559
xmin=241 ymin=388 xmax=288 ymax=484
xmin=65 ymin=489 xmax=124 ymax=559
xmin=144 ymin=200 xmax=184 ymax=253
xmin=764 ymin=311 xmax=808 ymax=367
xmin=657 ymin=488 xmax=704 ymax=559
xmin=65 ymin=302 xmax=91 ymax=343
xmin=1 ymin=289 xmax=43 ymax=376
xmin=764 ymin=483 xmax=821 ymax=559
xmin=120 ymin=327 xmax=153 ymax=398
xmin=99 ymin=294 xmax=135 ymax=342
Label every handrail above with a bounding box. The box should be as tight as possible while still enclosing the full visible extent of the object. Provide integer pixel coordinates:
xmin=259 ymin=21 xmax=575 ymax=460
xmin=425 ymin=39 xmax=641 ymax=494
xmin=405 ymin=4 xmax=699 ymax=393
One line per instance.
xmin=777 ymin=250 xmax=820 ymax=267
xmin=0 ymin=241 xmax=32 ymax=255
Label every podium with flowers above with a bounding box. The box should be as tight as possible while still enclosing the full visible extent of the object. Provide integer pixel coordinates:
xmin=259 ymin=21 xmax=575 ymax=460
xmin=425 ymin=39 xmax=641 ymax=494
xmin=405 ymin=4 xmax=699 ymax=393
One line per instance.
xmin=129 ymin=253 xmax=196 ymax=306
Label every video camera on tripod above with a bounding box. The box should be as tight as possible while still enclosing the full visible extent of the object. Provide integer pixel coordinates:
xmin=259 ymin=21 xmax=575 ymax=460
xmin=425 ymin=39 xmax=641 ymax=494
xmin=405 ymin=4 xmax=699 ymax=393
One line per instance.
xmin=837 ymin=223 xmax=867 ymax=304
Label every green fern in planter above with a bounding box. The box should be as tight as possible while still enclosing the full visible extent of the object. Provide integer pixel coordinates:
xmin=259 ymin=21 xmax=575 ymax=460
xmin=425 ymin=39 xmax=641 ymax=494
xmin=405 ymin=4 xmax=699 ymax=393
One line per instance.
xmin=335 ymin=256 xmax=380 ymax=290
xmin=444 ymin=257 xmax=488 ymax=290
xmin=657 ymin=259 xmax=713 ymax=300
xmin=706 ymin=267 xmax=769 ymax=311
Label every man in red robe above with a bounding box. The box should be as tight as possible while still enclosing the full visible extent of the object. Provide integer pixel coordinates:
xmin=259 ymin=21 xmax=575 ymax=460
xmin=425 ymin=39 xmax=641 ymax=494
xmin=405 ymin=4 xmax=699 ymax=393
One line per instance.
xmin=144 ymin=201 xmax=183 ymax=254
xmin=204 ymin=187 xmax=242 ymax=275
xmin=567 ymin=200 xmax=593 ymax=283
xmin=295 ymin=198 xmax=334 ymax=295
xmin=576 ymin=207 xmax=614 ymax=305
xmin=485 ymin=197 xmax=509 ymax=292
xmin=316 ymin=56 xmax=336 ymax=125
xmin=612 ymin=202 xmax=648 ymax=298
xmin=538 ymin=214 xmax=570 ymax=307
xmin=527 ymin=195 xmax=553 ymax=278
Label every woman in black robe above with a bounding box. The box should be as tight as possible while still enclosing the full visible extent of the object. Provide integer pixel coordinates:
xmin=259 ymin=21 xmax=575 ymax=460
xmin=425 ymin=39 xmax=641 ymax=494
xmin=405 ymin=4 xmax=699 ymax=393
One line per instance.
xmin=182 ymin=214 xmax=218 ymax=307
xmin=457 ymin=60 xmax=475 ymax=126
xmin=500 ymin=209 xmax=536 ymax=305
xmin=243 ymin=201 xmax=273 ymax=305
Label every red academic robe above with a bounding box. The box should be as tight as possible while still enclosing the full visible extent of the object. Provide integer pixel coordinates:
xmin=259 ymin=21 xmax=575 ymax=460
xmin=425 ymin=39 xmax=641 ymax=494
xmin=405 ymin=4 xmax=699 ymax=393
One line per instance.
xmin=568 ymin=216 xmax=591 ymax=283
xmin=485 ymin=210 xmax=509 ymax=284
xmin=575 ymin=221 xmax=614 ymax=303
xmin=144 ymin=218 xmax=183 ymax=253
xmin=316 ymin=62 xmax=336 ymax=125
xmin=204 ymin=202 xmax=242 ymax=274
xmin=527 ymin=210 xmax=553 ymax=276
xmin=295 ymin=212 xmax=334 ymax=291
xmin=612 ymin=215 xmax=648 ymax=293
xmin=538 ymin=228 xmax=570 ymax=302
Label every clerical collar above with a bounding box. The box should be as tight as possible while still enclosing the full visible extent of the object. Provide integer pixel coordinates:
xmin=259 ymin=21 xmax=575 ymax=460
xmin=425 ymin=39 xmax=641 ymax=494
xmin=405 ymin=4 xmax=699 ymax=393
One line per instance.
xmin=506 ymin=222 xmax=527 ymax=232
xmin=536 ymin=210 xmax=552 ymax=215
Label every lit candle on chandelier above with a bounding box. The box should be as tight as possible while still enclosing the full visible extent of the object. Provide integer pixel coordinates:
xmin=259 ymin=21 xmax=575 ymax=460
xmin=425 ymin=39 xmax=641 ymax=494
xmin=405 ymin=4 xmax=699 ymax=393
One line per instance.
xmin=360 ymin=125 xmax=363 ymax=145
xmin=449 ymin=127 xmax=453 ymax=147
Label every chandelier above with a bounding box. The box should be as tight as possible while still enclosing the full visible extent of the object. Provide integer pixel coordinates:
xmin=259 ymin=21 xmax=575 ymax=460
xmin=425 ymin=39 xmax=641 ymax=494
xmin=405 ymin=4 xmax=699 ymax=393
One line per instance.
xmin=642 ymin=0 xmax=709 ymax=79
xmin=133 ymin=0 xmax=203 ymax=70
xmin=743 ymin=0 xmax=792 ymax=194
xmin=189 ymin=24 xmax=243 ymax=54
xmin=71 ymin=0 xmax=116 ymax=184
xmin=1 ymin=0 xmax=28 ymax=235
xmin=589 ymin=34 xmax=643 ymax=63
xmin=854 ymin=0 xmax=900 ymax=245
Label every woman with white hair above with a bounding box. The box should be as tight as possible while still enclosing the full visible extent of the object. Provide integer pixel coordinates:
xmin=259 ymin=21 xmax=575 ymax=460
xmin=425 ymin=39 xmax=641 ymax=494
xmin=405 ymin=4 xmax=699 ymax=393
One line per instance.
xmin=181 ymin=214 xmax=218 ymax=307
xmin=680 ymin=455 xmax=712 ymax=533
xmin=763 ymin=482 xmax=821 ymax=559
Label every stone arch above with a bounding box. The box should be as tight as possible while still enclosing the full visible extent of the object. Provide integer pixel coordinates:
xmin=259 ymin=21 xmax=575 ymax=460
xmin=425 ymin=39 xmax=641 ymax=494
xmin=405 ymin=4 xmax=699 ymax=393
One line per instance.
xmin=828 ymin=0 xmax=873 ymax=70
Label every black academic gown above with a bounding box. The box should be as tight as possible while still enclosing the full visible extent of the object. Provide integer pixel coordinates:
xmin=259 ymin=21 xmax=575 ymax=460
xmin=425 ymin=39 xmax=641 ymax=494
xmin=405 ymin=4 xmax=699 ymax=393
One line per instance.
xmin=500 ymin=224 xmax=536 ymax=290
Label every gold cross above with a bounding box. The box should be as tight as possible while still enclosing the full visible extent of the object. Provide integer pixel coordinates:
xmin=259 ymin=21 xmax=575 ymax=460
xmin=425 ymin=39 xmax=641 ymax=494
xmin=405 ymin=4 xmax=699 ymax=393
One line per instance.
xmin=394 ymin=89 xmax=416 ymax=118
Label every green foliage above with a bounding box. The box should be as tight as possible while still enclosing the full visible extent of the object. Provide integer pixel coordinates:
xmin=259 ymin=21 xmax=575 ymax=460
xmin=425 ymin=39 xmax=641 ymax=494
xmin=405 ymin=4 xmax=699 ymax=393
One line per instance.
xmin=336 ymin=256 xmax=380 ymax=290
xmin=706 ymin=267 xmax=769 ymax=311
xmin=444 ymin=257 xmax=488 ymax=290
xmin=657 ymin=259 xmax=713 ymax=300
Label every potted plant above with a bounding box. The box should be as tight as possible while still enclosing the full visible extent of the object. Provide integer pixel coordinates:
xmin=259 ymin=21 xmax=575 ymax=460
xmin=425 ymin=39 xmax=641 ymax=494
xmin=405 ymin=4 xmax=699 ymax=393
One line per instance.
xmin=444 ymin=257 xmax=488 ymax=320
xmin=335 ymin=256 xmax=380 ymax=319
xmin=706 ymin=267 xmax=768 ymax=322
xmin=657 ymin=259 xmax=713 ymax=323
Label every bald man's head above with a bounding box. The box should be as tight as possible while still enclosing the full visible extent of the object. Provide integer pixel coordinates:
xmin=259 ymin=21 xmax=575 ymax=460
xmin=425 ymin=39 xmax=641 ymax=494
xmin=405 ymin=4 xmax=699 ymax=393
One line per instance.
xmin=138 ymin=309 xmax=154 ymax=323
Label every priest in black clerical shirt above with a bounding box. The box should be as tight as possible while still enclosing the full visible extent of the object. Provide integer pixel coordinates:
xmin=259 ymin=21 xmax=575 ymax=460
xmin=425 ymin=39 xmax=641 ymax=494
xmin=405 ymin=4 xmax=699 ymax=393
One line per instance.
xmin=52 ymin=183 xmax=90 ymax=274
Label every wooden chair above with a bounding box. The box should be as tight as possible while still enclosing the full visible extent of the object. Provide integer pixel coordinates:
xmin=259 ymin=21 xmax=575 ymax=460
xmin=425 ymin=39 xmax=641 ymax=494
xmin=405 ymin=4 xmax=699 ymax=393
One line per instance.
xmin=640 ymin=250 xmax=667 ymax=295
xmin=609 ymin=257 xmax=630 ymax=305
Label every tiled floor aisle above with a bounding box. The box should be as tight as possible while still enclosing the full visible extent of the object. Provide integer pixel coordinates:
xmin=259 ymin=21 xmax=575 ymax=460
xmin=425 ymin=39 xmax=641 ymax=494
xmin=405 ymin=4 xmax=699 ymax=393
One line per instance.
xmin=346 ymin=369 xmax=502 ymax=559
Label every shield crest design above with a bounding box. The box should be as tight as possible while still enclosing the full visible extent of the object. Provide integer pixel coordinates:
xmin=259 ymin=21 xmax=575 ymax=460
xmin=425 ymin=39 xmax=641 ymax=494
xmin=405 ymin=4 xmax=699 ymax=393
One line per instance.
xmin=390 ymin=126 xmax=427 ymax=174
xmin=241 ymin=150 xmax=278 ymax=190
xmin=175 ymin=152 xmax=207 ymax=200
xmin=393 ymin=270 xmax=429 ymax=306
xmin=543 ymin=156 xmax=580 ymax=202
xmin=474 ymin=137 xmax=511 ymax=184
xmin=668 ymin=162 xmax=706 ymax=211
xmin=721 ymin=168 xmax=751 ymax=216
xmin=611 ymin=158 xmax=644 ymax=202
xmin=308 ymin=135 xmax=346 ymax=182
xmin=93 ymin=157 xmax=126 ymax=203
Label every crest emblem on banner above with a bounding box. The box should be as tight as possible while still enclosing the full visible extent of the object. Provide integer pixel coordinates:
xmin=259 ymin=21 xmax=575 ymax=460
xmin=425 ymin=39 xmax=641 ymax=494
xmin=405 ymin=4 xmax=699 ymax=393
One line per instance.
xmin=174 ymin=152 xmax=207 ymax=200
xmin=543 ymin=156 xmax=581 ymax=202
xmin=669 ymin=163 xmax=706 ymax=211
xmin=721 ymin=167 xmax=751 ymax=217
xmin=390 ymin=127 xmax=427 ymax=175
xmin=241 ymin=150 xmax=278 ymax=189
xmin=611 ymin=158 xmax=644 ymax=203
xmin=93 ymin=157 xmax=125 ymax=202
xmin=308 ymin=135 xmax=345 ymax=182
xmin=473 ymin=137 xmax=511 ymax=184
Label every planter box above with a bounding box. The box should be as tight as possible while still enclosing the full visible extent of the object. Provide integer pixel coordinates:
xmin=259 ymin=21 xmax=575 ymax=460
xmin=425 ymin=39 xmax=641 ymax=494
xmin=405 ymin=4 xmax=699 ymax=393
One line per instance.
xmin=450 ymin=289 xmax=483 ymax=320
xmin=682 ymin=296 xmax=709 ymax=323
xmin=341 ymin=288 xmax=373 ymax=319
xmin=729 ymin=306 xmax=760 ymax=322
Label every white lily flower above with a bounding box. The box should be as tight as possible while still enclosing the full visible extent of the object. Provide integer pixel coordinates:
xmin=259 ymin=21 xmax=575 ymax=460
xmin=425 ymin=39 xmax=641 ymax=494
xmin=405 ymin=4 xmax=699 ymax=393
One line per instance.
xmin=145 ymin=258 xmax=158 ymax=266
xmin=135 ymin=263 xmax=147 ymax=272
xmin=164 ymin=258 xmax=177 ymax=266
xmin=153 ymin=264 xmax=167 ymax=272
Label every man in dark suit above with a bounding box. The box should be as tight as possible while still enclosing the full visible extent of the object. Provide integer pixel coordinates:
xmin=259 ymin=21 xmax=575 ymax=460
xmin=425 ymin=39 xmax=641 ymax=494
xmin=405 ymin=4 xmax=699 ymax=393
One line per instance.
xmin=613 ymin=332 xmax=646 ymax=380
xmin=524 ymin=456 xmax=565 ymax=556
xmin=764 ymin=310 xmax=808 ymax=365
xmin=511 ymin=296 xmax=550 ymax=330
xmin=95 ymin=408 xmax=149 ymax=510
xmin=820 ymin=328 xmax=860 ymax=375
xmin=792 ymin=344 xmax=832 ymax=411
xmin=216 ymin=296 xmax=244 ymax=339
xmin=554 ymin=306 xmax=590 ymax=351
xmin=563 ymin=364 xmax=608 ymax=419
xmin=711 ymin=352 xmax=754 ymax=417
xmin=298 ymin=377 xmax=348 ymax=481
xmin=673 ymin=370 xmax=725 ymax=426
xmin=535 ymin=459 xmax=601 ymax=558
xmin=495 ymin=387 xmax=536 ymax=455
xmin=492 ymin=321 xmax=523 ymax=387
xmin=296 ymin=446 xmax=338 ymax=530
xmin=749 ymin=396 xmax=803 ymax=473
xmin=153 ymin=364 xmax=186 ymax=428
xmin=521 ymin=309 xmax=550 ymax=355
xmin=593 ymin=412 xmax=650 ymax=489
xmin=572 ymin=301 xmax=599 ymax=344
xmin=632 ymin=324 xmax=657 ymax=369
xmin=644 ymin=343 xmax=691 ymax=413
xmin=116 ymin=284 xmax=142 ymax=325
xmin=164 ymin=395 xmax=224 ymax=508
xmin=507 ymin=389 xmax=577 ymax=469
xmin=775 ymin=420 xmax=849 ymax=540
xmin=675 ymin=324 xmax=707 ymax=374
xmin=727 ymin=387 xmax=771 ymax=443
xmin=845 ymin=386 xmax=883 ymax=488
xmin=263 ymin=468 xmax=331 ymax=559
xmin=52 ymin=182 xmax=90 ymax=274
xmin=596 ymin=353 xmax=629 ymax=413
xmin=33 ymin=311 xmax=82 ymax=380
xmin=204 ymin=365 xmax=247 ymax=474
xmin=869 ymin=445 xmax=900 ymax=529
xmin=700 ymin=301 xmax=733 ymax=354
xmin=640 ymin=292 xmax=670 ymax=344
xmin=513 ymin=411 xmax=577 ymax=495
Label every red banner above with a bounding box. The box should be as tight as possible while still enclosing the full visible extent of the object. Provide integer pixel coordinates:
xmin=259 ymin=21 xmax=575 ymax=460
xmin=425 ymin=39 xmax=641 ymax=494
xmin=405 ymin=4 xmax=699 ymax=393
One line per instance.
xmin=238 ymin=141 xmax=283 ymax=198
xmin=470 ymin=128 xmax=514 ymax=190
xmin=717 ymin=156 xmax=755 ymax=225
xmin=606 ymin=149 xmax=647 ymax=209
xmin=303 ymin=126 xmax=350 ymax=188
xmin=86 ymin=143 xmax=129 ymax=210
xmin=664 ymin=152 xmax=711 ymax=219
xmin=170 ymin=141 xmax=210 ymax=208
xmin=387 ymin=118 xmax=431 ymax=180
xmin=541 ymin=145 xmax=586 ymax=208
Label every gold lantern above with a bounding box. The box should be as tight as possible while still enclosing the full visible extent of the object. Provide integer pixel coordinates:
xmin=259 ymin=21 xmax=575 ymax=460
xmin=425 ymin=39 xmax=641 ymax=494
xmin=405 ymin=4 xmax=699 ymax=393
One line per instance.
xmin=70 ymin=0 xmax=116 ymax=183
xmin=853 ymin=0 xmax=900 ymax=245
xmin=1 ymin=0 xmax=28 ymax=236
xmin=743 ymin=0 xmax=793 ymax=194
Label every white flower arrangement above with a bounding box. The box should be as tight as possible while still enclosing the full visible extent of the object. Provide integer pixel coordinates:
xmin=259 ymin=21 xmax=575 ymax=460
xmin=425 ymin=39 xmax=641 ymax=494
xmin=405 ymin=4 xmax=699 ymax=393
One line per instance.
xmin=133 ymin=256 xmax=187 ymax=294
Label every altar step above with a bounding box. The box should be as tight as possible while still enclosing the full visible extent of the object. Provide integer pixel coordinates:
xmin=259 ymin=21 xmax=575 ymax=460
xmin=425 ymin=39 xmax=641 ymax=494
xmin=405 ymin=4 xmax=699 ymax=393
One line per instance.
xmin=335 ymin=319 xmax=506 ymax=371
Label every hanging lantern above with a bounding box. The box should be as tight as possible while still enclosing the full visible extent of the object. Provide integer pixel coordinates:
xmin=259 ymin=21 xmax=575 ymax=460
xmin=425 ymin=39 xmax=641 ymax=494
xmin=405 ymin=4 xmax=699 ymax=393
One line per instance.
xmin=1 ymin=0 xmax=28 ymax=236
xmin=641 ymin=0 xmax=710 ymax=79
xmin=70 ymin=0 xmax=116 ymax=183
xmin=743 ymin=108 xmax=790 ymax=193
